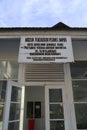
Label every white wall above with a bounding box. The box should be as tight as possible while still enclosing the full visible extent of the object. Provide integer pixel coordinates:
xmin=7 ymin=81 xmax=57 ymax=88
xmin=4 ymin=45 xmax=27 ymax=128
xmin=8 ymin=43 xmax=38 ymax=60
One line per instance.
xmin=23 ymin=86 xmax=45 ymax=130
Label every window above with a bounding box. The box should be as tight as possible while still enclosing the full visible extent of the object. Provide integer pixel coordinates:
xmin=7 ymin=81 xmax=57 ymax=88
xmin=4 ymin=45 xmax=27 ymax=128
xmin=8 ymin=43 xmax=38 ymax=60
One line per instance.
xmin=0 ymin=61 xmax=19 ymax=130
xmin=0 ymin=61 xmax=19 ymax=80
xmin=0 ymin=81 xmax=7 ymax=130
xmin=71 ymin=61 xmax=87 ymax=129
xmin=27 ymin=101 xmax=41 ymax=119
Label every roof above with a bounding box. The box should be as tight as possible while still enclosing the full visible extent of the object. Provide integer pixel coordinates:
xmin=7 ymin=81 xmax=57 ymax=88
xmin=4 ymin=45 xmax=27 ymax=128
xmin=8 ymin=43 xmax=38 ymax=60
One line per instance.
xmin=0 ymin=22 xmax=87 ymax=31
xmin=52 ymin=22 xmax=71 ymax=29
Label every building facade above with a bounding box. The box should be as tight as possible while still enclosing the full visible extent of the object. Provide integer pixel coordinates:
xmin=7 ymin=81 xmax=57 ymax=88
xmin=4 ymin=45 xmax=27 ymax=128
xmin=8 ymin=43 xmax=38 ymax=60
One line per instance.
xmin=0 ymin=22 xmax=87 ymax=130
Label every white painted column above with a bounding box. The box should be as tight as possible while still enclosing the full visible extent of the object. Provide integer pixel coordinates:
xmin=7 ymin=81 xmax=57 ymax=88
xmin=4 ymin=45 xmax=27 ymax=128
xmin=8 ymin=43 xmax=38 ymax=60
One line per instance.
xmin=18 ymin=64 xmax=25 ymax=130
xmin=64 ymin=63 xmax=77 ymax=130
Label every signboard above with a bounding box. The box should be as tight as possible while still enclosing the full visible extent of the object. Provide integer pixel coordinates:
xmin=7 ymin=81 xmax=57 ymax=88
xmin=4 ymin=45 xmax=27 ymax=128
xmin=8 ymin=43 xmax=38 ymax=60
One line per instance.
xmin=18 ymin=36 xmax=74 ymax=63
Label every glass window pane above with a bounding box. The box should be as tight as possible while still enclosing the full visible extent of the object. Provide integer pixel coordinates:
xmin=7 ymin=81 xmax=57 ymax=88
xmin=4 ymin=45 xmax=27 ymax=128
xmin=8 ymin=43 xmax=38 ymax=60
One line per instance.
xmin=50 ymin=104 xmax=64 ymax=119
xmin=8 ymin=121 xmax=19 ymax=130
xmin=75 ymin=104 xmax=87 ymax=129
xmin=0 ymin=61 xmax=7 ymax=79
xmin=70 ymin=61 xmax=87 ymax=79
xmin=35 ymin=102 xmax=41 ymax=118
xmin=0 ymin=61 xmax=19 ymax=80
xmin=11 ymin=86 xmax=21 ymax=102
xmin=9 ymin=103 xmax=20 ymax=121
xmin=27 ymin=102 xmax=33 ymax=118
xmin=50 ymin=121 xmax=64 ymax=130
xmin=7 ymin=61 xmax=19 ymax=80
xmin=72 ymin=80 xmax=87 ymax=102
xmin=49 ymin=89 xmax=62 ymax=102
xmin=0 ymin=81 xmax=7 ymax=102
xmin=0 ymin=81 xmax=6 ymax=130
xmin=0 ymin=104 xmax=4 ymax=122
xmin=0 ymin=104 xmax=4 ymax=130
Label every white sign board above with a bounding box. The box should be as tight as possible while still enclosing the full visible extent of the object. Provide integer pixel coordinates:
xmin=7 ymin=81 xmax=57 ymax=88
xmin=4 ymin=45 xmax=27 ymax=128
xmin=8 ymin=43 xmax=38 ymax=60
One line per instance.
xmin=18 ymin=36 xmax=74 ymax=63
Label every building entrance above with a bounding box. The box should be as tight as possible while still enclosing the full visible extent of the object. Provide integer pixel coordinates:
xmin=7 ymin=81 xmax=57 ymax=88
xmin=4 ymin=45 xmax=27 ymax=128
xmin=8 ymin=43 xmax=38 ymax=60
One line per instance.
xmin=2 ymin=82 xmax=76 ymax=130
xmin=23 ymin=86 xmax=45 ymax=130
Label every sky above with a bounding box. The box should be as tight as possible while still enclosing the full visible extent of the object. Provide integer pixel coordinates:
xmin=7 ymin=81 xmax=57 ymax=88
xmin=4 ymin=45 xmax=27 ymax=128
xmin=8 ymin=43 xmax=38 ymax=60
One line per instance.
xmin=0 ymin=0 xmax=87 ymax=27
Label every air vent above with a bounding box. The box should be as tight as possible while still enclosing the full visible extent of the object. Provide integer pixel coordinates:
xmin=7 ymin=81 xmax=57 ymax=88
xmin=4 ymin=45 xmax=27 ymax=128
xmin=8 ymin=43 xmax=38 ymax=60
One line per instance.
xmin=25 ymin=64 xmax=64 ymax=82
